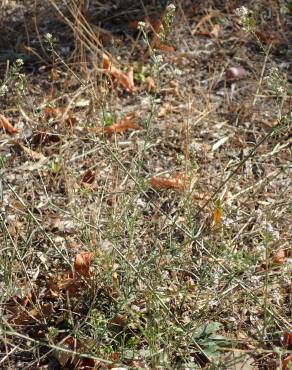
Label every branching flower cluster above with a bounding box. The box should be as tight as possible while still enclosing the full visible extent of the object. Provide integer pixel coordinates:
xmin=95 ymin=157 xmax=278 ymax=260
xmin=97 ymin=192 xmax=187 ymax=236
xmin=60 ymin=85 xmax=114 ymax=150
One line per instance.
xmin=265 ymin=65 xmax=287 ymax=96
xmin=0 ymin=58 xmax=26 ymax=97
xmin=235 ymin=6 xmax=256 ymax=32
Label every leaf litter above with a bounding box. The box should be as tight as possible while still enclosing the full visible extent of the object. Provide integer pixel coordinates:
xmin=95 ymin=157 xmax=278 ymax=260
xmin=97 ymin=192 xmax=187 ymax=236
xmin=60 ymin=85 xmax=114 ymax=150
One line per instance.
xmin=0 ymin=1 xmax=291 ymax=369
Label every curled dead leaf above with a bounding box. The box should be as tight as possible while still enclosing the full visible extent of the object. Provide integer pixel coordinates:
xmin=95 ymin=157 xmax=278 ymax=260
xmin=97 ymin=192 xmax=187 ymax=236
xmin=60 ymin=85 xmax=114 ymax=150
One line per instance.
xmin=74 ymin=251 xmax=94 ymax=277
xmin=152 ymin=39 xmax=175 ymax=52
xmin=151 ymin=173 xmax=195 ymax=191
xmin=273 ymin=249 xmax=286 ymax=264
xmin=97 ymin=117 xmax=140 ymax=136
xmin=102 ymin=53 xmax=134 ymax=92
xmin=210 ymin=24 xmax=221 ymax=38
xmin=212 ymin=201 xmax=223 ymax=226
xmin=283 ymin=354 xmax=292 ymax=370
xmin=146 ymin=76 xmax=156 ymax=93
xmin=127 ymin=67 xmax=134 ymax=90
xmin=255 ymin=30 xmax=277 ymax=45
xmin=284 ymin=332 xmax=292 ymax=349
xmin=81 ymin=169 xmax=95 ymax=185
xmin=0 ymin=114 xmax=18 ymax=134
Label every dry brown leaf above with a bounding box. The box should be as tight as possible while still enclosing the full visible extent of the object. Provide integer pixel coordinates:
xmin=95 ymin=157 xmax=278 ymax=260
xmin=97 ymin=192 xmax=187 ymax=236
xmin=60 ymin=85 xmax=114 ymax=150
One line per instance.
xmin=146 ymin=76 xmax=156 ymax=93
xmin=102 ymin=53 xmax=134 ymax=92
xmin=74 ymin=251 xmax=94 ymax=277
xmin=44 ymin=106 xmax=64 ymax=119
xmin=44 ymin=107 xmax=77 ymax=126
xmin=127 ymin=67 xmax=134 ymax=89
xmin=81 ymin=169 xmax=95 ymax=185
xmin=97 ymin=117 xmax=140 ymax=136
xmin=210 ymin=24 xmax=221 ymax=38
xmin=212 ymin=202 xmax=223 ymax=226
xmin=284 ymin=332 xmax=292 ymax=349
xmin=102 ymin=52 xmax=110 ymax=70
xmin=273 ymin=249 xmax=286 ymax=264
xmin=0 ymin=114 xmax=18 ymax=134
xmin=111 ymin=313 xmax=126 ymax=327
xmin=152 ymin=38 xmax=175 ymax=52
xmin=283 ymin=354 xmax=292 ymax=370
xmin=150 ymin=173 xmax=190 ymax=191
xmin=255 ymin=30 xmax=277 ymax=45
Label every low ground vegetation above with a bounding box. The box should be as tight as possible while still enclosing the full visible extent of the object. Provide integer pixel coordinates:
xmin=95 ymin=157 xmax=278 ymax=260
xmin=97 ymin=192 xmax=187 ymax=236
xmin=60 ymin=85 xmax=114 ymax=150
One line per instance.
xmin=0 ymin=1 xmax=291 ymax=369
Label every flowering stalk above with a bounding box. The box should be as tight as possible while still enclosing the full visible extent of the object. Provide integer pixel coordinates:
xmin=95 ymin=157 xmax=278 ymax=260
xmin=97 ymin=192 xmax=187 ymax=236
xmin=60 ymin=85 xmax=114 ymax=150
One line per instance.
xmin=0 ymin=58 xmax=26 ymax=100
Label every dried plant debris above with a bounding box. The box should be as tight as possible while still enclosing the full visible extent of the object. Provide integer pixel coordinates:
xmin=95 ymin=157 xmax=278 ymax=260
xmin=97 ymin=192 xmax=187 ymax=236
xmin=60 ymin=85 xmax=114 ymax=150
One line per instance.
xmin=0 ymin=1 xmax=291 ymax=369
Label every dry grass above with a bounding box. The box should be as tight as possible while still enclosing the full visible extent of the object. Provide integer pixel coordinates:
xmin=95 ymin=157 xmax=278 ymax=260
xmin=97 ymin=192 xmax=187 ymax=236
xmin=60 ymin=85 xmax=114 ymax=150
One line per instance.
xmin=0 ymin=1 xmax=291 ymax=369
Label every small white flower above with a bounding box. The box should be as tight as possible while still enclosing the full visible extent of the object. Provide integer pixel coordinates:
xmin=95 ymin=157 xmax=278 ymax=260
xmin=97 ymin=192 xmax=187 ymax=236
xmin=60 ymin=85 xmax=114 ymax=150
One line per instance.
xmin=16 ymin=58 xmax=24 ymax=66
xmin=154 ymin=54 xmax=163 ymax=64
xmin=174 ymin=68 xmax=183 ymax=76
xmin=235 ymin=6 xmax=255 ymax=32
xmin=265 ymin=65 xmax=286 ymax=95
xmin=45 ymin=33 xmax=53 ymax=41
xmin=276 ymin=85 xmax=285 ymax=94
xmin=137 ymin=21 xmax=146 ymax=31
xmin=235 ymin=6 xmax=249 ymax=18
xmin=167 ymin=4 xmax=176 ymax=12
xmin=0 ymin=84 xmax=8 ymax=96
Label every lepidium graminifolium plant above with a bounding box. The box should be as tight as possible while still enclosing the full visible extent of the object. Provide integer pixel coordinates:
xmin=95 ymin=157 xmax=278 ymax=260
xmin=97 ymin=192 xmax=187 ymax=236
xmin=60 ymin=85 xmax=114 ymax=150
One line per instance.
xmin=235 ymin=6 xmax=289 ymax=103
xmin=161 ymin=3 xmax=176 ymax=41
xmin=0 ymin=58 xmax=27 ymax=101
xmin=44 ymin=32 xmax=58 ymax=51
xmin=235 ymin=6 xmax=256 ymax=33
xmin=44 ymin=32 xmax=86 ymax=88
xmin=138 ymin=3 xmax=176 ymax=89
xmin=265 ymin=65 xmax=289 ymax=97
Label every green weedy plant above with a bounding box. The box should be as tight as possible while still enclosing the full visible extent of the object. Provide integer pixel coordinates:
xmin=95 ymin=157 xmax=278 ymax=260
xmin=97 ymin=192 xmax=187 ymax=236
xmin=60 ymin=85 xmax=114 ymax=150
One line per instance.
xmin=235 ymin=5 xmax=290 ymax=102
xmin=161 ymin=3 xmax=176 ymax=41
xmin=0 ymin=58 xmax=27 ymax=101
xmin=193 ymin=322 xmax=230 ymax=359
xmin=138 ymin=3 xmax=176 ymax=88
